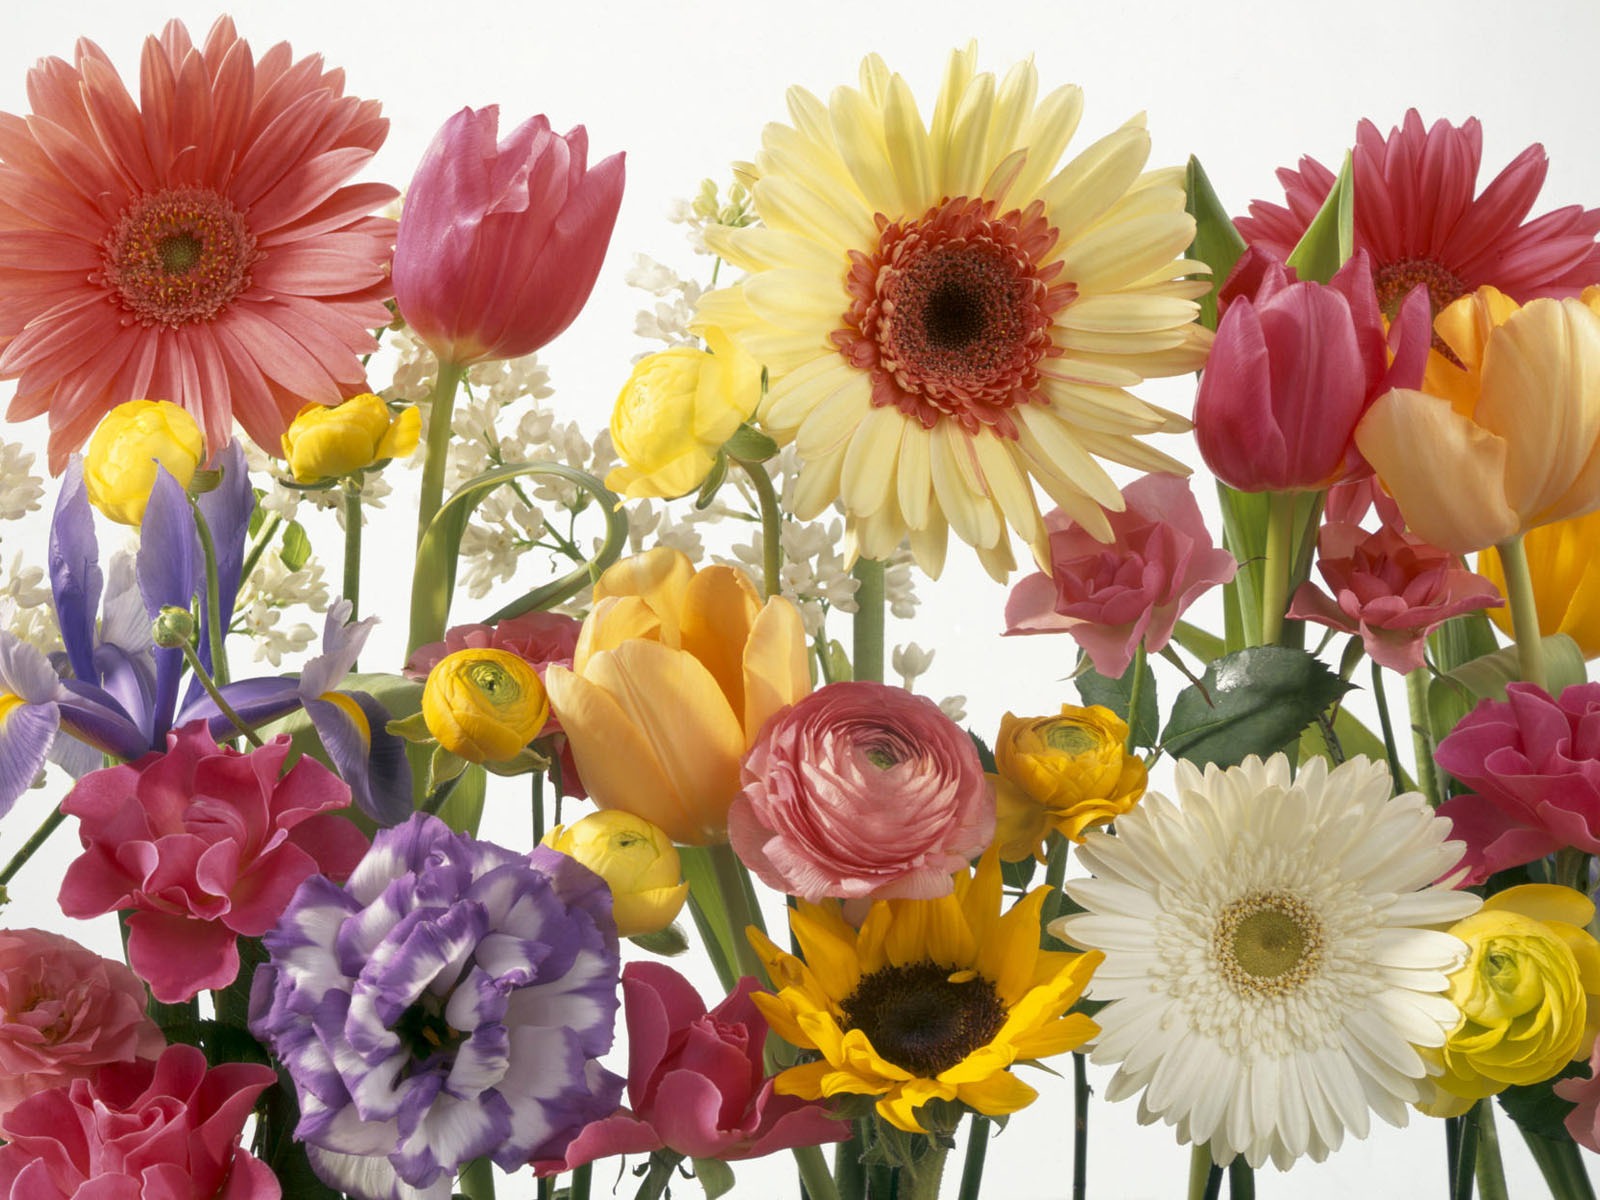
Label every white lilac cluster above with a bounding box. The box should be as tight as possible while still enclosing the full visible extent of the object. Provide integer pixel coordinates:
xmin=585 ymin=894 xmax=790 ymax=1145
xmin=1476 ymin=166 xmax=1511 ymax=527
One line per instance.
xmin=0 ymin=440 xmax=43 ymax=522
xmin=233 ymin=548 xmax=330 ymax=666
xmin=626 ymin=253 xmax=701 ymax=350
xmin=0 ymin=555 xmax=60 ymax=654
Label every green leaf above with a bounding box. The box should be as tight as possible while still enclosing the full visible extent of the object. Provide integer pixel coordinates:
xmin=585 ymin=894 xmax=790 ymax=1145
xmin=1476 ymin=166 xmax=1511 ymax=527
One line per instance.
xmin=409 ymin=462 xmax=630 ymax=655
xmin=1000 ymin=854 xmax=1038 ymax=891
xmin=631 ymin=922 xmax=691 ymax=956
xmin=279 ymin=520 xmax=312 ymax=572
xmin=432 ymin=760 xmax=485 ymax=835
xmin=1172 ymin=620 xmax=1226 ymax=665
xmin=1429 ymin=634 xmax=1586 ymax=741
xmin=1184 ymin=155 xmax=1247 ymax=331
xmin=1296 ymin=705 xmax=1411 ymax=788
xmin=1161 ymin=646 xmax=1351 ymax=767
xmin=1076 ymin=653 xmax=1158 ymax=749
xmin=1216 ymin=484 xmax=1268 ymax=654
xmin=1285 ymin=152 xmax=1353 ymax=284
xmin=823 ymin=637 xmax=853 ymax=684
xmin=1499 ymin=1062 xmax=1589 ymax=1141
xmin=693 ymin=1157 xmax=737 ymax=1199
xmin=679 ymin=846 xmax=739 ymax=994
xmin=1431 ymin=611 xmax=1503 ymax=673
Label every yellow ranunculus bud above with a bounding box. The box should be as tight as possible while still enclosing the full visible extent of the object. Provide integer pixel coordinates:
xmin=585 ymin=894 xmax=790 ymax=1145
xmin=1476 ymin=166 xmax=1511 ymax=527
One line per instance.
xmin=542 ymin=811 xmax=690 ymax=938
xmin=1420 ymin=884 xmax=1600 ymax=1117
xmin=280 ymin=393 xmax=421 ymax=483
xmin=991 ymin=705 xmax=1147 ymax=862
xmin=1480 ymin=510 xmax=1600 ymax=658
xmin=83 ymin=400 xmax=205 ymax=526
xmin=421 ymin=648 xmax=549 ymax=763
xmin=604 ymin=327 xmax=762 ymax=500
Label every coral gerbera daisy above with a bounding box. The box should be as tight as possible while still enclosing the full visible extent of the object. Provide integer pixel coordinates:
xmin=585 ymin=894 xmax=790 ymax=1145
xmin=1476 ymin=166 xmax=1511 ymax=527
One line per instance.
xmin=1055 ymin=754 xmax=1480 ymax=1170
xmin=748 ymin=849 xmax=1101 ymax=1134
xmin=1235 ymin=111 xmax=1600 ymax=323
xmin=695 ymin=46 xmax=1210 ymax=581
xmin=0 ymin=18 xmax=398 ymax=470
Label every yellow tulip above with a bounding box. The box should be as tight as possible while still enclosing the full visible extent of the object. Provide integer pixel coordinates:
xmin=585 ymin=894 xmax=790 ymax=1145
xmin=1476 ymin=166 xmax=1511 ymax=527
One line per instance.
xmin=421 ymin=648 xmax=549 ymax=763
xmin=1479 ymin=510 xmax=1600 ymax=658
xmin=542 ymin=811 xmax=690 ymax=937
xmin=992 ymin=706 xmax=1147 ymax=861
xmin=1420 ymin=884 xmax=1600 ymax=1117
xmin=1355 ymin=287 xmax=1600 ymax=554
xmin=604 ymin=327 xmax=762 ymax=500
xmin=543 ymin=548 xmax=811 ymax=845
xmin=83 ymin=400 xmax=204 ymax=526
xmin=280 ymin=392 xmax=420 ymax=483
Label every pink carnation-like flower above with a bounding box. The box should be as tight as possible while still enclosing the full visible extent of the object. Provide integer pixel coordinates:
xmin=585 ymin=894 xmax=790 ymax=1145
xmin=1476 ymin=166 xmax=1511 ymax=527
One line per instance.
xmin=1436 ymin=683 xmax=1600 ymax=885
xmin=405 ymin=611 xmax=586 ymax=797
xmin=1287 ymin=522 xmax=1503 ymax=673
xmin=57 ymin=721 xmax=369 ymax=1003
xmin=0 ymin=929 xmax=164 ymax=1120
xmin=1004 ymin=473 xmax=1238 ymax=677
xmin=728 ymin=681 xmax=993 ymax=902
xmin=0 ymin=18 xmax=397 ymax=470
xmin=538 ymin=962 xmax=846 ymax=1173
xmin=0 ymin=1043 xmax=279 ymax=1199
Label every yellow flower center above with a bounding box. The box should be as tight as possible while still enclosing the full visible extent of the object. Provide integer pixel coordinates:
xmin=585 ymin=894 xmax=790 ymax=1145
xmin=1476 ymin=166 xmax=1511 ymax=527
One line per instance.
xmin=467 ymin=660 xmax=522 ymax=703
xmin=1213 ymin=890 xmax=1326 ymax=997
xmin=101 ymin=186 xmax=257 ymax=327
xmin=1043 ymin=724 xmax=1099 ymax=755
xmin=840 ymin=960 xmax=1006 ymax=1078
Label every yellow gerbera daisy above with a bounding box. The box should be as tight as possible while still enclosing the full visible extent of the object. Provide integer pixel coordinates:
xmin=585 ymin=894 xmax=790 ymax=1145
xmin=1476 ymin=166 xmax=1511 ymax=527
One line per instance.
xmin=748 ymin=850 xmax=1102 ymax=1133
xmin=695 ymin=44 xmax=1211 ymax=580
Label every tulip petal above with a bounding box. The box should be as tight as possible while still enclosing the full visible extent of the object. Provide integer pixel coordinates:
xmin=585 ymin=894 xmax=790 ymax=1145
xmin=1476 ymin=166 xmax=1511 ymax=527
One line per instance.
xmin=741 ymin=597 xmax=811 ymax=748
xmin=574 ymin=596 xmax=665 ymax=669
xmin=595 ymin=547 xmax=695 ymax=622
xmin=679 ymin=566 xmax=762 ymax=722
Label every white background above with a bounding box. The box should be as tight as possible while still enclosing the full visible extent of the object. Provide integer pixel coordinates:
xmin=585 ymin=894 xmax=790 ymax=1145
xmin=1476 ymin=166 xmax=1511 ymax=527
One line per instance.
xmin=3 ymin=1 xmax=1600 ymax=1196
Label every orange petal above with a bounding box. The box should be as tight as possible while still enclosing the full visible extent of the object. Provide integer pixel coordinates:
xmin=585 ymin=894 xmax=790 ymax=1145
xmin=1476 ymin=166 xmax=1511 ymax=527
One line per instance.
xmin=573 ymin=595 xmax=665 ymax=671
xmin=742 ymin=595 xmax=812 ymax=745
xmin=678 ymin=565 xmax=762 ymax=720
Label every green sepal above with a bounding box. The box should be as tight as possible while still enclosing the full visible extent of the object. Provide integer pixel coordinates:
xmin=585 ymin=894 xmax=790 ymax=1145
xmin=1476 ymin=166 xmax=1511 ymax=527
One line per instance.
xmin=481 ymin=744 xmax=553 ymax=778
xmin=186 ymin=468 xmax=224 ymax=496
xmin=823 ymin=638 xmax=854 ymax=684
xmin=1498 ymin=1061 xmax=1588 ymax=1141
xmin=1285 ymin=151 xmax=1354 ymax=284
xmin=1160 ymin=646 xmax=1351 ymax=768
xmin=386 ymin=709 xmax=433 ymax=744
xmin=279 ymin=520 xmax=313 ymax=572
xmin=428 ymin=744 xmax=469 ymax=791
xmin=631 ymin=922 xmax=691 ymax=957
xmin=725 ymin=422 xmax=780 ymax=463
xmin=694 ymin=450 xmax=730 ymax=509
xmin=1171 ymin=620 xmax=1225 ymax=665
xmin=692 ymin=1157 xmax=736 ymax=1199
xmin=1184 ymin=155 xmax=1249 ymax=331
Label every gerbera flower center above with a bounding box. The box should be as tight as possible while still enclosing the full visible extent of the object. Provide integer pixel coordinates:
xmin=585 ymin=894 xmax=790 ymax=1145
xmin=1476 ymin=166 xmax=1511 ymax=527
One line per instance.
xmin=1373 ymin=256 xmax=1467 ymax=323
xmin=832 ymin=197 xmax=1076 ymax=440
xmin=839 ymin=960 xmax=1006 ymax=1078
xmin=1213 ymin=890 xmax=1326 ymax=997
xmin=101 ymin=187 xmax=257 ymax=327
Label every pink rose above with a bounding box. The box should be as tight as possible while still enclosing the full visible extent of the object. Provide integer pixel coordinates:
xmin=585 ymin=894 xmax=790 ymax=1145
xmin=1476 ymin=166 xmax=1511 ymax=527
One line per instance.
xmin=0 ymin=1043 xmax=279 ymax=1199
xmin=405 ymin=611 xmax=586 ymax=797
xmin=728 ymin=681 xmax=993 ymax=902
xmin=1287 ymin=522 xmax=1503 ymax=673
xmin=58 ymin=721 xmax=369 ymax=1003
xmin=1004 ymin=473 xmax=1238 ymax=677
xmin=1436 ymin=683 xmax=1600 ymax=884
xmin=538 ymin=963 xmax=845 ymax=1172
xmin=0 ymin=929 xmax=164 ymax=1120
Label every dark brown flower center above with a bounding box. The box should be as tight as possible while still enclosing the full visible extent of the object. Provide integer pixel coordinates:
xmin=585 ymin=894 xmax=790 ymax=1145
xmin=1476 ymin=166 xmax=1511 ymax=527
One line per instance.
xmin=1373 ymin=256 xmax=1467 ymax=324
xmin=839 ymin=960 xmax=1006 ymax=1078
xmin=831 ymin=196 xmax=1076 ymax=440
xmin=101 ymin=186 xmax=257 ymax=327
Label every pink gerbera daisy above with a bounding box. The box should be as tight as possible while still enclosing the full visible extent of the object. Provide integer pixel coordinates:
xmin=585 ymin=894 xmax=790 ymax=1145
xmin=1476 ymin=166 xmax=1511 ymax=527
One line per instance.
xmin=1236 ymin=110 xmax=1600 ymax=321
xmin=0 ymin=18 xmax=398 ymax=470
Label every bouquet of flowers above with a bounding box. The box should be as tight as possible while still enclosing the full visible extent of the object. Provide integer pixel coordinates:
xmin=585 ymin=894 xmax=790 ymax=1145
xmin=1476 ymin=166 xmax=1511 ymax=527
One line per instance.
xmin=2 ymin=17 xmax=1600 ymax=1200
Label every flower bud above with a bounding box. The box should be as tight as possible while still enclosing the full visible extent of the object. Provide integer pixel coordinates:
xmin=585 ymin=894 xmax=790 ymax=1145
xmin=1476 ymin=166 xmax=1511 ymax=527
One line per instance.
xmin=992 ymin=705 xmax=1147 ymax=861
xmin=280 ymin=392 xmax=420 ymax=483
xmin=83 ymin=400 xmax=204 ymax=526
xmin=151 ymin=606 xmax=197 ymax=650
xmin=542 ymin=811 xmax=689 ymax=938
xmin=421 ymin=648 xmax=549 ymax=763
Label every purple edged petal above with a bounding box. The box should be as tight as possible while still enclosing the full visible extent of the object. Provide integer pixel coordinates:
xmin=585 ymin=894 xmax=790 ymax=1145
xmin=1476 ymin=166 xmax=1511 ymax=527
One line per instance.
xmin=304 ymin=691 xmax=413 ymax=826
xmin=0 ymin=699 xmax=57 ymax=818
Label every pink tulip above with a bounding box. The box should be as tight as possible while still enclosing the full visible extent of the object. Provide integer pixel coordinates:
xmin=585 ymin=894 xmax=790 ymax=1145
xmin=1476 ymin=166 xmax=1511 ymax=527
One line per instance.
xmin=1287 ymin=522 xmax=1503 ymax=673
xmin=1194 ymin=248 xmax=1431 ymax=492
xmin=537 ymin=963 xmax=846 ymax=1172
xmin=393 ymin=106 xmax=624 ymax=365
xmin=1005 ymin=473 xmax=1237 ymax=677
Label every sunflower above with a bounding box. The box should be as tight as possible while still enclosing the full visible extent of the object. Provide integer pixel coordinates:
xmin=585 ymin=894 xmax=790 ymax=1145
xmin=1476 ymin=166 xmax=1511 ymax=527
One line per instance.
xmin=0 ymin=19 xmax=397 ymax=470
xmin=694 ymin=45 xmax=1210 ymax=581
xmin=1055 ymin=754 xmax=1480 ymax=1170
xmin=748 ymin=849 xmax=1101 ymax=1133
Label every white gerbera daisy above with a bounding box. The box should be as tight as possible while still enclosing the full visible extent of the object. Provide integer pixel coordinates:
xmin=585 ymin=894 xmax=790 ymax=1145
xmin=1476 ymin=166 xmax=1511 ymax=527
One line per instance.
xmin=1053 ymin=753 xmax=1480 ymax=1171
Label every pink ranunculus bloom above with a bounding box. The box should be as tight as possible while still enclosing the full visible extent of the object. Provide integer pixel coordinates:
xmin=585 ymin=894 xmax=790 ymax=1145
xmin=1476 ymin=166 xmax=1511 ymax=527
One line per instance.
xmin=1556 ymin=1048 xmax=1600 ymax=1152
xmin=537 ymin=963 xmax=846 ymax=1173
xmin=728 ymin=681 xmax=993 ymax=903
xmin=1004 ymin=473 xmax=1238 ymax=678
xmin=1193 ymin=248 xmax=1431 ymax=493
xmin=1286 ymin=522 xmax=1504 ymax=673
xmin=392 ymin=106 xmax=624 ymax=366
xmin=405 ymin=611 xmax=586 ymax=798
xmin=1435 ymin=683 xmax=1600 ymax=885
xmin=0 ymin=929 xmax=164 ymax=1120
xmin=0 ymin=1043 xmax=279 ymax=1199
xmin=57 ymin=721 xmax=369 ymax=1003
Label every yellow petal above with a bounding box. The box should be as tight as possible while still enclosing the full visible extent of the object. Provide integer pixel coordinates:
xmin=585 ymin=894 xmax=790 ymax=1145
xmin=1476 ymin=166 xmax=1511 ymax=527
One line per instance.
xmin=595 ymin=546 xmax=695 ymax=621
xmin=1485 ymin=883 xmax=1596 ymax=929
xmin=678 ymin=565 xmax=763 ymax=721
xmin=742 ymin=595 xmax=812 ymax=745
xmin=573 ymin=595 xmax=665 ymax=671
xmin=955 ymin=1069 xmax=1039 ymax=1118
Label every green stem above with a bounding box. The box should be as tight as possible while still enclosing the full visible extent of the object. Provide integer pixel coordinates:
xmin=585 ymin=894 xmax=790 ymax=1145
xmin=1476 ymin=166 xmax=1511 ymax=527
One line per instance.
xmin=1259 ymin=491 xmax=1296 ymax=646
xmin=1473 ymin=1099 xmax=1507 ymax=1200
xmin=1186 ymin=1145 xmax=1215 ymax=1200
xmin=852 ymin=558 xmax=885 ymax=684
xmin=956 ymin=1114 xmax=990 ymax=1200
xmin=1495 ymin=534 xmax=1548 ymax=690
xmin=794 ymin=1145 xmax=840 ymax=1200
xmin=458 ymin=1157 xmax=494 ymax=1200
xmin=1518 ymin=1128 xmax=1599 ymax=1200
xmin=238 ymin=512 xmax=282 ymax=587
xmin=0 ymin=807 xmax=68 ymax=890
xmin=530 ymin=770 xmax=545 ymax=846
xmin=1371 ymin=661 xmax=1405 ymax=797
xmin=902 ymin=1143 xmax=948 ymax=1200
xmin=706 ymin=841 xmax=769 ymax=985
xmin=1557 ymin=846 xmax=1591 ymax=892
xmin=737 ymin=458 xmax=784 ymax=600
xmin=1226 ymin=1159 xmax=1254 ymax=1199
xmin=568 ymin=1163 xmax=592 ymax=1200
xmin=1124 ymin=642 xmax=1147 ymax=752
xmin=342 ymin=478 xmax=363 ymax=628
xmin=1405 ymin=666 xmax=1443 ymax=807
xmin=1072 ymin=1052 xmax=1090 ymax=1200
xmin=1452 ymin=1102 xmax=1481 ymax=1200
xmin=634 ymin=1151 xmax=683 ymax=1200
xmin=178 ymin=640 xmax=262 ymax=747
xmin=835 ymin=1122 xmax=868 ymax=1200
xmin=416 ymin=360 xmax=465 ymax=549
xmin=188 ymin=498 xmax=229 ymax=686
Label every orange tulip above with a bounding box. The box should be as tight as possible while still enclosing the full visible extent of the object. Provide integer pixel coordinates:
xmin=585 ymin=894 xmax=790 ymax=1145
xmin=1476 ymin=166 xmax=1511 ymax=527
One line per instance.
xmin=543 ymin=548 xmax=810 ymax=844
xmin=1480 ymin=510 xmax=1600 ymax=659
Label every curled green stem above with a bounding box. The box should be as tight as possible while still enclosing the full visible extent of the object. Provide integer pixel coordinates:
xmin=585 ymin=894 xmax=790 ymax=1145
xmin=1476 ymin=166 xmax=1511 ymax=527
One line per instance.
xmin=736 ymin=458 xmax=784 ymax=600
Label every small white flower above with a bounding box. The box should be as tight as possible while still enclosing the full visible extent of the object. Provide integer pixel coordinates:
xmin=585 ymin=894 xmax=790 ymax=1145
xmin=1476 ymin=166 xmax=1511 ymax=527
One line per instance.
xmin=937 ymin=695 xmax=967 ymax=723
xmin=0 ymin=442 xmax=44 ymax=522
xmin=892 ymin=642 xmax=935 ymax=690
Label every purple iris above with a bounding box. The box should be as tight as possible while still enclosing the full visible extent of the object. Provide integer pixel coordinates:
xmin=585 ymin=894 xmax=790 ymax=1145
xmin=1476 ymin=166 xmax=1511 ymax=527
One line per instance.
xmin=249 ymin=813 xmax=623 ymax=1200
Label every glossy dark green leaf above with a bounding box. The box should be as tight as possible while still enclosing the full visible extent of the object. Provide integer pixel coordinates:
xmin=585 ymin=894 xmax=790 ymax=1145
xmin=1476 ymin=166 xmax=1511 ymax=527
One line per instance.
xmin=1160 ymin=646 xmax=1351 ymax=767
